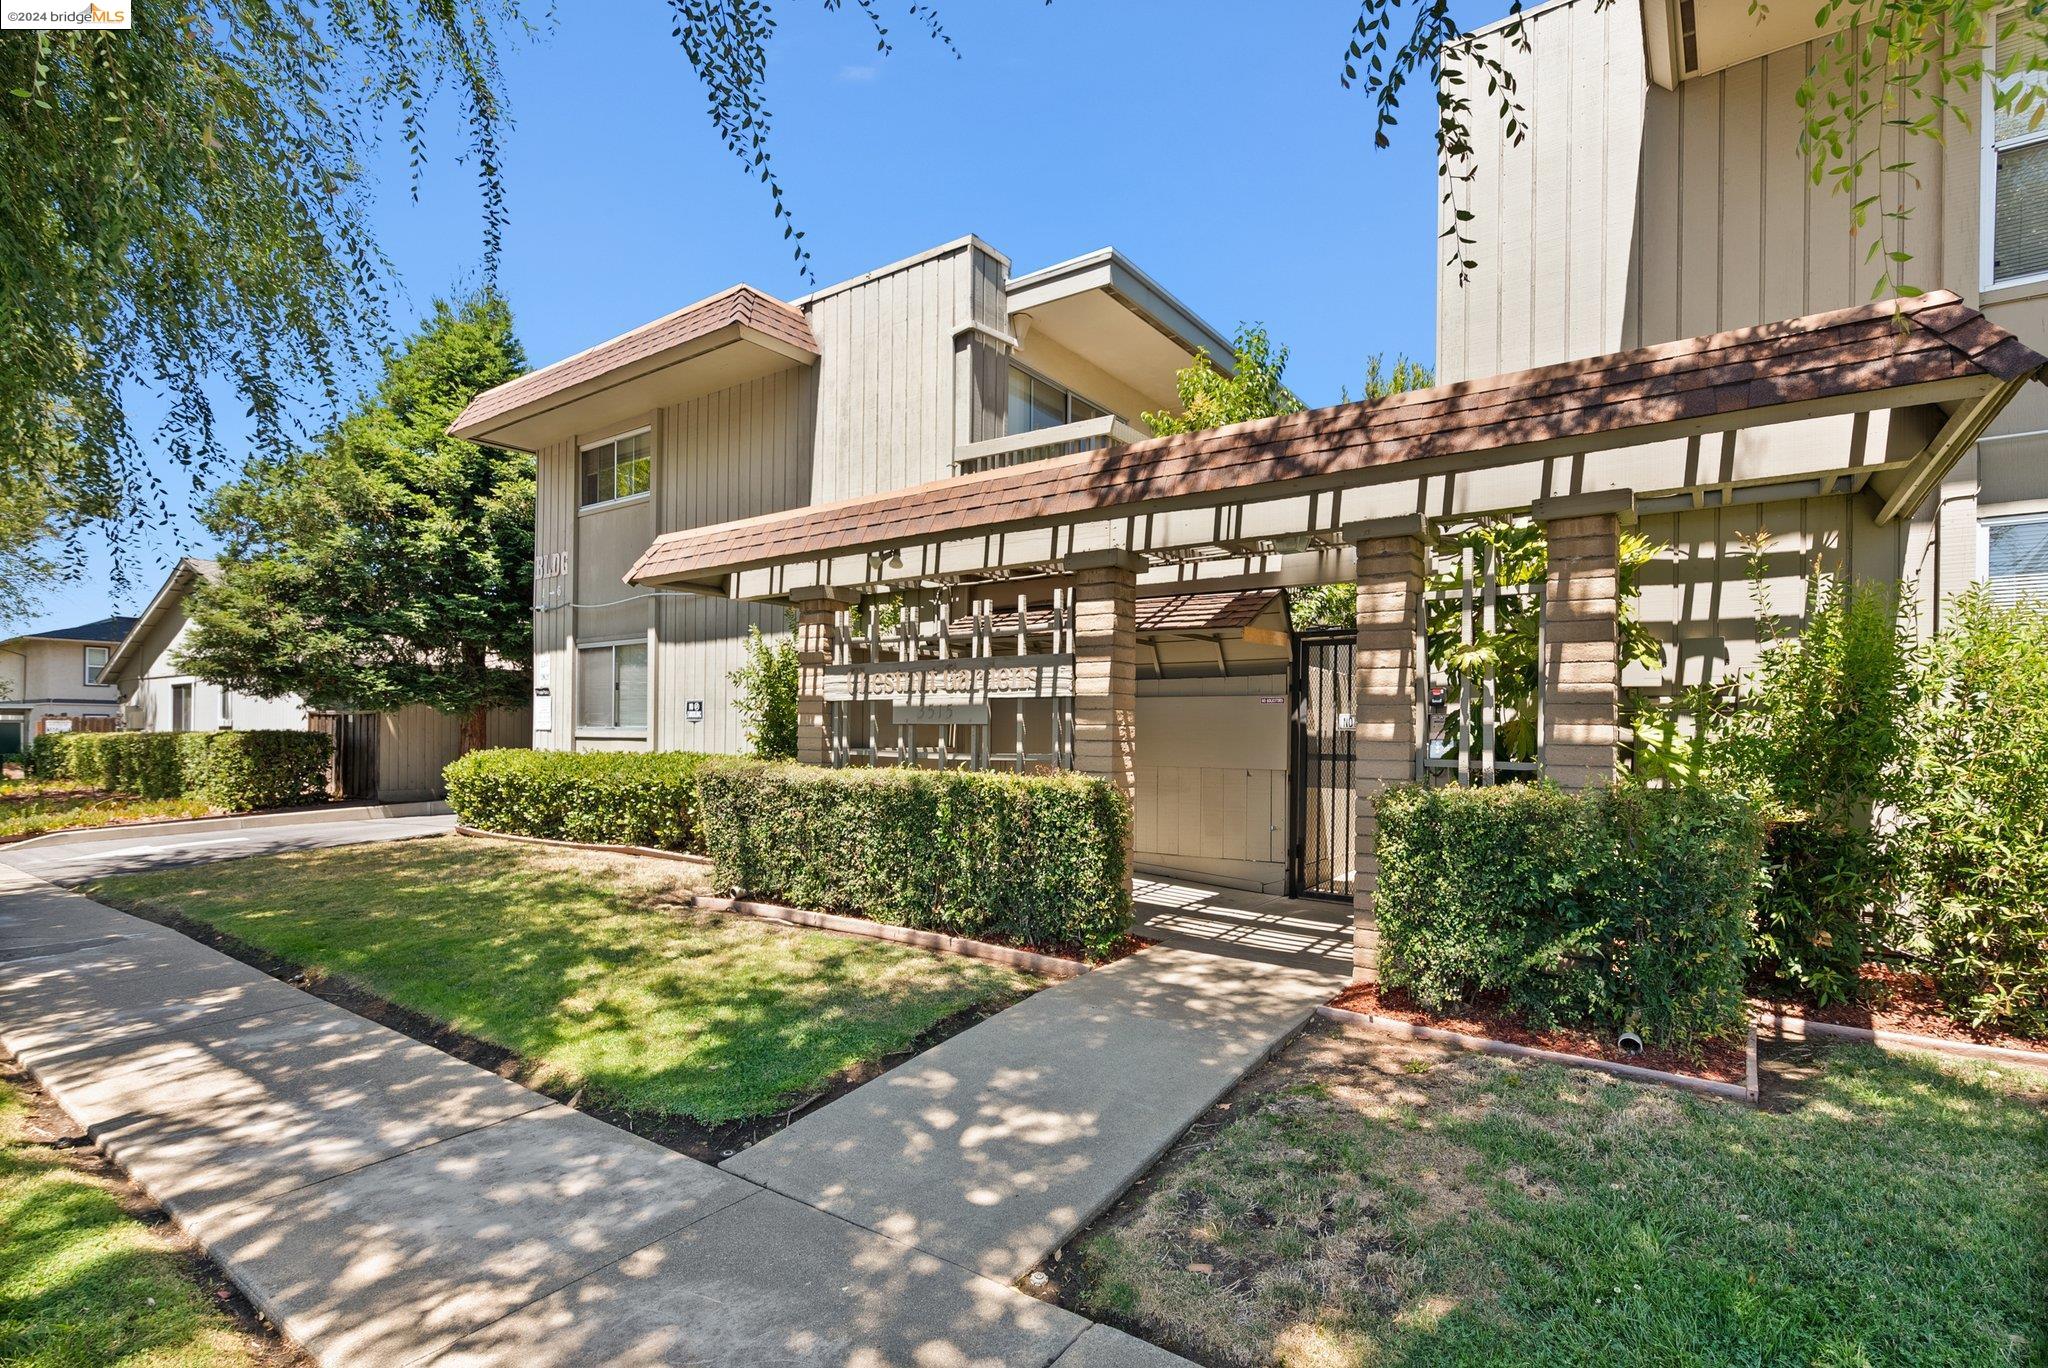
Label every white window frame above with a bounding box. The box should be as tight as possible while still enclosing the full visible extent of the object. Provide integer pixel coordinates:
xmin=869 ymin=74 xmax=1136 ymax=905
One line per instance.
xmin=219 ymin=685 xmax=234 ymax=729
xmin=575 ymin=639 xmax=649 ymax=736
xmin=1979 ymin=509 xmax=2048 ymax=603
xmin=1982 ymin=20 xmax=2048 ymax=293
xmin=83 ymin=645 xmax=108 ymax=686
xmin=578 ymin=426 xmax=653 ymax=512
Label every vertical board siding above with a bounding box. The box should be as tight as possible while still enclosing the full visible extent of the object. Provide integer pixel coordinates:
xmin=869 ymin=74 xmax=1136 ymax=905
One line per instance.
xmin=1440 ymin=0 xmax=1948 ymax=381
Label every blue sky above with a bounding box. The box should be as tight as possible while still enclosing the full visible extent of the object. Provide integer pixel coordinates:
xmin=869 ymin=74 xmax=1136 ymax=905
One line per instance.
xmin=32 ymin=0 xmax=1493 ymax=630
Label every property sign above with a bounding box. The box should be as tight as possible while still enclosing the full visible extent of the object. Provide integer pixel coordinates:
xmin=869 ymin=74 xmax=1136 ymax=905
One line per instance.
xmin=686 ymin=700 xmax=704 ymax=723
xmin=41 ymin=718 xmax=73 ymax=734
xmin=533 ymin=691 xmax=553 ymax=731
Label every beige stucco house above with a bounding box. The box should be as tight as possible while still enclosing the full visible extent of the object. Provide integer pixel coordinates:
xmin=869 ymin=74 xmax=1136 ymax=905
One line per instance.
xmin=101 ymin=558 xmax=527 ymax=802
xmin=0 ymin=615 xmax=135 ymax=754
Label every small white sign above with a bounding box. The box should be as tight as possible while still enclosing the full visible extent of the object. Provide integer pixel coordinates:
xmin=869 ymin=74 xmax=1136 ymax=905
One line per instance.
xmin=533 ymin=692 xmax=553 ymax=732
xmin=686 ymin=700 xmax=704 ymax=723
xmin=42 ymin=718 xmax=74 ymax=734
xmin=1335 ymin=712 xmax=1357 ymax=732
xmin=535 ymin=657 xmax=551 ymax=689
xmin=2 ymin=3 xmax=129 ymax=28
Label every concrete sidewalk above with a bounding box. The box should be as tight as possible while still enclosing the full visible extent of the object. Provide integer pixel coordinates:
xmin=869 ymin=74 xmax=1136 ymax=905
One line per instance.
xmin=724 ymin=942 xmax=1344 ymax=1281
xmin=0 ymin=864 xmax=1175 ymax=1366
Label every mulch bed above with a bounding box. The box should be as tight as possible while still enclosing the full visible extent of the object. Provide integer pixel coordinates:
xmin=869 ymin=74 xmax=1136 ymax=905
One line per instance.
xmin=1328 ymin=982 xmax=1751 ymax=1085
xmin=1753 ymin=964 xmax=2048 ymax=1057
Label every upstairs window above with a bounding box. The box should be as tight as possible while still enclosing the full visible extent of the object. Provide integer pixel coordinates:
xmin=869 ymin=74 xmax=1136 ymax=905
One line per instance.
xmin=83 ymin=646 xmax=108 ymax=685
xmin=580 ymin=429 xmax=651 ymax=508
xmin=1006 ymin=366 xmax=1104 ymax=436
xmin=1985 ymin=514 xmax=2048 ymax=608
xmin=1989 ymin=20 xmax=2048 ymax=285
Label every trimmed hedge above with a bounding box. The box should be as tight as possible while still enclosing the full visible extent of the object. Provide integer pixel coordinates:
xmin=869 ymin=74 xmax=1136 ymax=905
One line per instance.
xmin=33 ymin=730 xmax=331 ymax=809
xmin=695 ymin=759 xmax=1132 ymax=957
xmin=1375 ymin=780 xmax=1762 ymax=1049
xmin=443 ymin=748 xmax=712 ymax=851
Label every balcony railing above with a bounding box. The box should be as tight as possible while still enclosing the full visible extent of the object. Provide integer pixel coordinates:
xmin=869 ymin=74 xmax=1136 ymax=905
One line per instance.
xmin=953 ymin=414 xmax=1148 ymax=475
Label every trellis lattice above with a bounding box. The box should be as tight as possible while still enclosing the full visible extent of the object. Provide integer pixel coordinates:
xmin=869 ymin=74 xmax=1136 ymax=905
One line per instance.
xmin=1420 ymin=523 xmax=1544 ymax=786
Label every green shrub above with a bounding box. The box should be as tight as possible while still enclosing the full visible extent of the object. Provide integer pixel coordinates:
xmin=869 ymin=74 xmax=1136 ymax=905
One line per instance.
xmin=443 ymin=748 xmax=711 ymax=850
xmin=30 ymin=730 xmax=330 ymax=808
xmin=187 ymin=730 xmax=331 ymax=808
xmin=1893 ymin=592 xmax=2048 ymax=1037
xmin=1374 ymin=780 xmax=1762 ymax=1049
xmin=694 ymin=759 xmax=1132 ymax=957
xmin=729 ymin=622 xmax=798 ymax=760
xmin=1706 ymin=569 xmax=1917 ymax=1005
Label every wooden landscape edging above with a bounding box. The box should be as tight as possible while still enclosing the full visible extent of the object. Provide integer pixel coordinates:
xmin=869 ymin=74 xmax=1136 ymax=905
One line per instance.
xmin=453 ymin=824 xmax=1088 ymax=980
xmin=1315 ymin=1004 xmax=1760 ymax=1104
xmin=1755 ymin=1008 xmax=2048 ymax=1069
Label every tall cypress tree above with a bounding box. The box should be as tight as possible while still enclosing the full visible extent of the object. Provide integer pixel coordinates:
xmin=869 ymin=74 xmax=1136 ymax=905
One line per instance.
xmin=180 ymin=293 xmax=532 ymax=752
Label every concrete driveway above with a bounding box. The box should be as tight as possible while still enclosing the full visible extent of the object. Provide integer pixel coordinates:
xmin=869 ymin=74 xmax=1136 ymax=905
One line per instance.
xmin=0 ymin=811 xmax=457 ymax=884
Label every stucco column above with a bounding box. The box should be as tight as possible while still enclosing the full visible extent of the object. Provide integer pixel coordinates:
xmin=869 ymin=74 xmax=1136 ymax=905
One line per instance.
xmin=1533 ymin=492 xmax=1631 ymax=790
xmin=790 ymin=590 xmax=857 ymax=768
xmin=1345 ymin=516 xmax=1428 ymax=983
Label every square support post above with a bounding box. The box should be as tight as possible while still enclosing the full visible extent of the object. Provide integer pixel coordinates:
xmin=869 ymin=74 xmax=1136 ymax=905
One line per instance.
xmin=1066 ymin=551 xmax=1141 ymax=885
xmin=1533 ymin=491 xmax=1631 ymax=790
xmin=790 ymin=589 xmax=859 ymax=768
xmin=1343 ymin=516 xmax=1429 ymax=983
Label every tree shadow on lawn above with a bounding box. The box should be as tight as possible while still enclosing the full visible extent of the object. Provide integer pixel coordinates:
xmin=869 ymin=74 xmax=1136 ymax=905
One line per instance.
xmin=1048 ymin=1020 xmax=2048 ymax=1368
xmin=91 ymin=842 xmax=1038 ymax=1162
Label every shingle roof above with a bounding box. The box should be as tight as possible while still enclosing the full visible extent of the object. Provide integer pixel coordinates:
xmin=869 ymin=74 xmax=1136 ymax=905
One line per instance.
xmin=450 ymin=285 xmax=816 ymax=438
xmin=18 ymin=615 xmax=137 ymax=643
xmin=629 ymin=292 xmax=2046 ymax=587
xmin=976 ymin=589 xmax=1280 ymax=635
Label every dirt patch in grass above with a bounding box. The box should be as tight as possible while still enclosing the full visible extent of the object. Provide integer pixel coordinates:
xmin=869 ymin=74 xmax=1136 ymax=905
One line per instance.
xmin=1051 ymin=1017 xmax=2048 ymax=1368
xmin=1329 ymin=981 xmax=1750 ymax=1084
xmin=90 ymin=837 xmax=1042 ymax=1159
xmin=0 ymin=1058 xmax=303 ymax=1367
xmin=1753 ymin=963 xmax=2048 ymax=1056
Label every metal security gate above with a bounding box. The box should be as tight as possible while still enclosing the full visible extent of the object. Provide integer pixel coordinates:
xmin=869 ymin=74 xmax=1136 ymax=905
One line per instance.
xmin=1289 ymin=631 xmax=1356 ymax=901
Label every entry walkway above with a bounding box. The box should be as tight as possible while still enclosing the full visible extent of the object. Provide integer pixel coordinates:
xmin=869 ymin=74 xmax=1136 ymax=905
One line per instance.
xmin=1131 ymin=876 xmax=1357 ymax=976
xmin=0 ymin=862 xmax=1181 ymax=1366
xmin=724 ymin=934 xmax=1346 ymax=1281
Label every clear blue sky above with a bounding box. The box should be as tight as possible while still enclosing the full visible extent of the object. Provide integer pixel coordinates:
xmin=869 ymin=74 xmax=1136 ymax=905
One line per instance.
xmin=31 ymin=0 xmax=1495 ymax=631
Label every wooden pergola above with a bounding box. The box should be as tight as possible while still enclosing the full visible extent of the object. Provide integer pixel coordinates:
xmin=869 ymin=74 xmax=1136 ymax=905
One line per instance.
xmin=628 ymin=292 xmax=2046 ymax=977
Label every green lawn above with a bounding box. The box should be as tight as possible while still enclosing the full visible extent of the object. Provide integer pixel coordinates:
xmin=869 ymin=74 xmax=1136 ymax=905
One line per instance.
xmin=0 ymin=1074 xmax=261 ymax=1368
xmin=1074 ymin=1021 xmax=2048 ymax=1368
xmin=88 ymin=836 xmax=1036 ymax=1125
xmin=0 ymin=781 xmax=209 ymax=842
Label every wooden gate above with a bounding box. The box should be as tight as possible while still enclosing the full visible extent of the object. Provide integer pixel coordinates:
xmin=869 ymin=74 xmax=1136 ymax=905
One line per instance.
xmin=309 ymin=712 xmax=380 ymax=800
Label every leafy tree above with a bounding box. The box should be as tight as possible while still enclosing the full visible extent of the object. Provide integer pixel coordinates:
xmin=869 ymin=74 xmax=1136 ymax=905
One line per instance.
xmin=178 ymin=293 xmax=533 ymax=752
xmin=730 ymin=622 xmax=799 ymax=759
xmin=1343 ymin=0 xmax=2048 ymax=293
xmin=1141 ymin=325 xmax=1303 ymax=436
xmin=2 ymin=2 xmax=958 ymax=569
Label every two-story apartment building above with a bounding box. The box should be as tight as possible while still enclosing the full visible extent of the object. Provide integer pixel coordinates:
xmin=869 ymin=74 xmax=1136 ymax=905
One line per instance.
xmin=0 ymin=615 xmax=135 ymax=753
xmin=453 ymin=236 xmax=1319 ymax=892
xmin=1439 ymin=0 xmax=2048 ymax=688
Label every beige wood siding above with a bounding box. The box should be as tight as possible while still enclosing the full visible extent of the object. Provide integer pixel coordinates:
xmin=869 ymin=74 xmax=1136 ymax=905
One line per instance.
xmin=375 ymin=704 xmax=533 ymax=800
xmin=1134 ymin=674 xmax=1290 ymax=893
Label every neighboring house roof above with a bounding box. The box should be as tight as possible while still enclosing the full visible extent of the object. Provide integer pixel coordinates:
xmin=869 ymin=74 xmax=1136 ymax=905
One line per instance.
xmin=9 ymin=615 xmax=138 ymax=645
xmin=99 ymin=558 xmax=220 ymax=687
xmin=447 ymin=285 xmax=818 ymax=446
xmin=629 ymin=291 xmax=2048 ymax=587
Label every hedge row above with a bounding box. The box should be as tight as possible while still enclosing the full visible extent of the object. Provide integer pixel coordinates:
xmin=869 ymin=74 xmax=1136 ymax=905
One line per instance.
xmin=30 ymin=730 xmax=332 ymax=810
xmin=1374 ymin=780 xmax=1763 ymax=1049
xmin=443 ymin=748 xmax=1133 ymax=957
xmin=442 ymin=749 xmax=711 ymax=851
xmin=695 ymin=759 xmax=1131 ymax=957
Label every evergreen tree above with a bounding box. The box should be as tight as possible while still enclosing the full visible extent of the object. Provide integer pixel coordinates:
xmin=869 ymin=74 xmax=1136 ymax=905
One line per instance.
xmin=179 ymin=293 xmax=533 ymax=752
